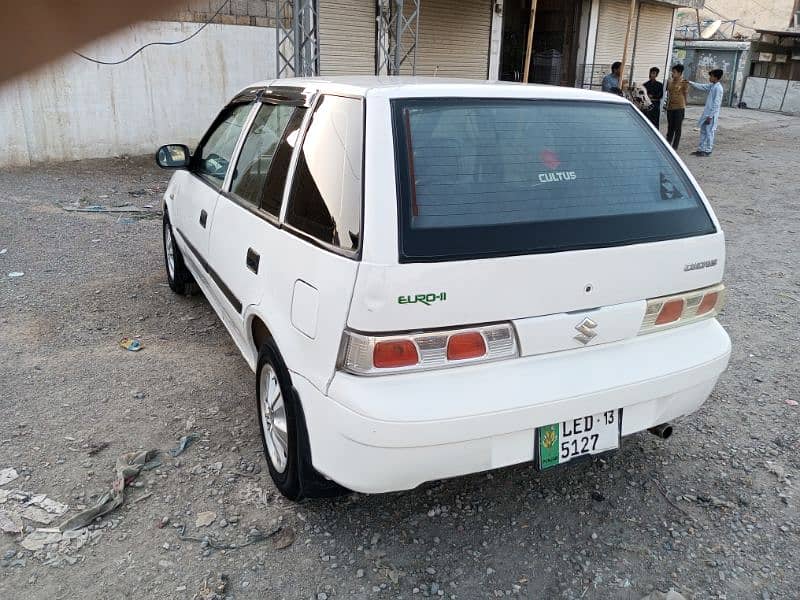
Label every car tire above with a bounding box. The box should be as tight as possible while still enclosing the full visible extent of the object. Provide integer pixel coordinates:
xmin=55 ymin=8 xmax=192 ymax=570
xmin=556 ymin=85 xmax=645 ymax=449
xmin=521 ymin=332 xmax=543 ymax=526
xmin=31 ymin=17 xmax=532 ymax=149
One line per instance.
xmin=256 ymin=340 xmax=346 ymax=501
xmin=163 ymin=212 xmax=197 ymax=296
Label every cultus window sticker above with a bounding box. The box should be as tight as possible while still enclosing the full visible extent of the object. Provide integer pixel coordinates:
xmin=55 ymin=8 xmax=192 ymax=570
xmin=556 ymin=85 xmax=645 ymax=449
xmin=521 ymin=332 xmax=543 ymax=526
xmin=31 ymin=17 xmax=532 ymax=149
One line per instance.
xmin=538 ymin=171 xmax=577 ymax=183
xmin=398 ymin=292 xmax=447 ymax=306
xmin=537 ymin=149 xmax=576 ymax=184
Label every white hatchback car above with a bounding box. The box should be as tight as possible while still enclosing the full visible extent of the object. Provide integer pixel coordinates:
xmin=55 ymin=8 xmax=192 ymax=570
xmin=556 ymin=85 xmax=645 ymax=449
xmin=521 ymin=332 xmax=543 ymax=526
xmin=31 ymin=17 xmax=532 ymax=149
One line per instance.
xmin=156 ymin=77 xmax=731 ymax=500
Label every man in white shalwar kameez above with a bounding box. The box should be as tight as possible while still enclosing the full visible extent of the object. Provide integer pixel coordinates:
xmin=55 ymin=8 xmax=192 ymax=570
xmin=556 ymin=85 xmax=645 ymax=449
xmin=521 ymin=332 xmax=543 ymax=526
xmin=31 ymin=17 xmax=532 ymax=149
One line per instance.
xmin=689 ymin=69 xmax=724 ymax=157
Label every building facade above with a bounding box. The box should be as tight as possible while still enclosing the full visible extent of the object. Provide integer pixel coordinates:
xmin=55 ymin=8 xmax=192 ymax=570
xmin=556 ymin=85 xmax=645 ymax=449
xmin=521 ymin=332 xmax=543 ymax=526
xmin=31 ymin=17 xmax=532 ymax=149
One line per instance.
xmin=674 ymin=0 xmax=798 ymax=37
xmin=0 ymin=0 xmax=703 ymax=167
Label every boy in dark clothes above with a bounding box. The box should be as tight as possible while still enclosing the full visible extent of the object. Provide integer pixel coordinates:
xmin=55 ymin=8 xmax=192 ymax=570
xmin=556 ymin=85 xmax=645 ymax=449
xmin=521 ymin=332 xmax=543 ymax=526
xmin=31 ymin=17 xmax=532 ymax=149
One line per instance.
xmin=643 ymin=67 xmax=664 ymax=129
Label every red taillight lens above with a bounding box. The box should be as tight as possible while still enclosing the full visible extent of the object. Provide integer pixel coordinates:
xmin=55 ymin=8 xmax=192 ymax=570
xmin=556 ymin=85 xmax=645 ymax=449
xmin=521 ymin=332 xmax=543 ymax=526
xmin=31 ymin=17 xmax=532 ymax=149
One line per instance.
xmin=446 ymin=332 xmax=487 ymax=361
xmin=373 ymin=340 xmax=419 ymax=369
xmin=655 ymin=299 xmax=684 ymax=325
xmin=697 ymin=291 xmax=719 ymax=315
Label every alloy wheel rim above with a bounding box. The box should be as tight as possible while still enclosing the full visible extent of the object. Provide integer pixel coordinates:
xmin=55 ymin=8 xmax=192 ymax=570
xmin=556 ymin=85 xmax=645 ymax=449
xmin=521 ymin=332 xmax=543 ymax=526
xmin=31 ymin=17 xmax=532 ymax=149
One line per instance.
xmin=164 ymin=224 xmax=175 ymax=279
xmin=259 ymin=364 xmax=288 ymax=473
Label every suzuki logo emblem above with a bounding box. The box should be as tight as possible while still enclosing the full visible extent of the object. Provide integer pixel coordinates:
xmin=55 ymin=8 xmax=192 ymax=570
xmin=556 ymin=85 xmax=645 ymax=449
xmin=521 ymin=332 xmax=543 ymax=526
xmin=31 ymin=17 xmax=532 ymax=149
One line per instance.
xmin=574 ymin=317 xmax=598 ymax=345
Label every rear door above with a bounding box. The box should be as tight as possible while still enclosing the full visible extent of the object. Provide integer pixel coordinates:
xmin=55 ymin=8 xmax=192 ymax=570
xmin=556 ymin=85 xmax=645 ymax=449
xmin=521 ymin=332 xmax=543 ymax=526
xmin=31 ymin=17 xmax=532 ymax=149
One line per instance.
xmin=348 ymin=96 xmax=725 ymax=354
xmin=263 ymin=94 xmax=364 ymax=390
xmin=172 ymin=102 xmax=253 ymax=264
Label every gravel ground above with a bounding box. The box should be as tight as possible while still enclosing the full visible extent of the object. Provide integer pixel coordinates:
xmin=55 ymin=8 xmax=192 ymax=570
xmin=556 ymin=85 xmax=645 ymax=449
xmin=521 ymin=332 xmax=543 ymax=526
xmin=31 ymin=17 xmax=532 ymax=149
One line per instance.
xmin=1 ymin=107 xmax=799 ymax=600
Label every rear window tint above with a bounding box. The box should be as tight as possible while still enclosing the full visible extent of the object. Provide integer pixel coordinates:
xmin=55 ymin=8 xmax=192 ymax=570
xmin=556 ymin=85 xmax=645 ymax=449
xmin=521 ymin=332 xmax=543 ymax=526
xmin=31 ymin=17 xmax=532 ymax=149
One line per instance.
xmin=392 ymin=98 xmax=716 ymax=261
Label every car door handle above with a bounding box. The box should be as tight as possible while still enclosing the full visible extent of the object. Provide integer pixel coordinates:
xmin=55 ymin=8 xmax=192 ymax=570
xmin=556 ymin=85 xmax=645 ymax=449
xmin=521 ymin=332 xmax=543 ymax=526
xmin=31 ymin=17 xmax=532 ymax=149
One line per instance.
xmin=199 ymin=209 xmax=208 ymax=228
xmin=246 ymin=248 xmax=260 ymax=274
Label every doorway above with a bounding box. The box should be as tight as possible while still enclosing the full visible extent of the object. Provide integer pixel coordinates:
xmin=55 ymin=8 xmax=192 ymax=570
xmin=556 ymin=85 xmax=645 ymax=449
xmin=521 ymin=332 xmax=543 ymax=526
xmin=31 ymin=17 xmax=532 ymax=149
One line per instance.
xmin=500 ymin=0 xmax=584 ymax=85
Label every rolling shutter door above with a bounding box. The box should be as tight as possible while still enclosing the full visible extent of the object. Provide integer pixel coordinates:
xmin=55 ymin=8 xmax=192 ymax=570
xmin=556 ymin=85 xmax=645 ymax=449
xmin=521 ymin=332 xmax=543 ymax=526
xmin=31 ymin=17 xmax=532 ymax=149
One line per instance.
xmin=632 ymin=3 xmax=674 ymax=85
xmin=408 ymin=0 xmax=491 ymax=79
xmin=594 ymin=0 xmax=630 ymax=72
xmin=319 ymin=0 xmax=375 ymax=76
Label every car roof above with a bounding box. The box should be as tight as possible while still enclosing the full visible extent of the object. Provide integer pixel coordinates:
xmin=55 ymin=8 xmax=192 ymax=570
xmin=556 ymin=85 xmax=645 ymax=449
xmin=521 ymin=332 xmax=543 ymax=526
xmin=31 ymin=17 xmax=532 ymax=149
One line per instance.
xmin=242 ymin=76 xmax=629 ymax=104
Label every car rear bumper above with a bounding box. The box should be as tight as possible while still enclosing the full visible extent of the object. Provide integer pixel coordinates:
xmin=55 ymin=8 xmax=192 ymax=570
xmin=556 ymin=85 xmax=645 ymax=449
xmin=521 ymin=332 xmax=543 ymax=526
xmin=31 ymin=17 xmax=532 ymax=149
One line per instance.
xmin=295 ymin=319 xmax=731 ymax=493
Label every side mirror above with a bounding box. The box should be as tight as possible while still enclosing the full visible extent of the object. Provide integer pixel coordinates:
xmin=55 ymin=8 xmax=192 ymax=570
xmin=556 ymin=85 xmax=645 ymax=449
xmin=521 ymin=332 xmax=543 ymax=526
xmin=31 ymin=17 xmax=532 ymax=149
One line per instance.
xmin=156 ymin=144 xmax=191 ymax=169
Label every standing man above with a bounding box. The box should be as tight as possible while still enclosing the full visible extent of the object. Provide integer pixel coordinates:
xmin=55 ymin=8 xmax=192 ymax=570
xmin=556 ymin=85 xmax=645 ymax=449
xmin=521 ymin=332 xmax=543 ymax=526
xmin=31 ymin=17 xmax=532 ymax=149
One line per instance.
xmin=689 ymin=69 xmax=724 ymax=157
xmin=602 ymin=61 xmax=623 ymax=95
xmin=665 ymin=64 xmax=689 ymax=150
xmin=643 ymin=67 xmax=664 ymax=129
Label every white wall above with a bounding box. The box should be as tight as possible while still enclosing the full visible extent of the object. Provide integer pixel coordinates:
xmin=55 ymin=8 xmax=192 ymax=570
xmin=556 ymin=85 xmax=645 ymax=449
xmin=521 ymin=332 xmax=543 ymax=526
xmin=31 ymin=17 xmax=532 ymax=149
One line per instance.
xmin=0 ymin=21 xmax=276 ymax=167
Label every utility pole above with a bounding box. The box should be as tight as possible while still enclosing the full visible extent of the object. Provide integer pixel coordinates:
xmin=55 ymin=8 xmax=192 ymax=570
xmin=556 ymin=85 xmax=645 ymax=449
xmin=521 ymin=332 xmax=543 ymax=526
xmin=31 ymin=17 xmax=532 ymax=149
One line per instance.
xmin=522 ymin=0 xmax=538 ymax=83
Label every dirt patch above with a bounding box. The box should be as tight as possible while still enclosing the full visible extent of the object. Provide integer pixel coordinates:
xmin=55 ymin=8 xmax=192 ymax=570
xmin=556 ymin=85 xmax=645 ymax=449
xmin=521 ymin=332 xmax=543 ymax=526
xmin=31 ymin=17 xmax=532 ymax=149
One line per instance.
xmin=1 ymin=111 xmax=799 ymax=599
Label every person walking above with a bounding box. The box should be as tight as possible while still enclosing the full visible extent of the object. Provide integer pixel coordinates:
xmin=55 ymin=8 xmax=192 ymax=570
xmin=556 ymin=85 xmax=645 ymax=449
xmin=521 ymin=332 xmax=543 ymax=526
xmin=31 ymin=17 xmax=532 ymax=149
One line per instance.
xmin=689 ymin=69 xmax=724 ymax=157
xmin=643 ymin=67 xmax=664 ymax=129
xmin=602 ymin=61 xmax=623 ymax=95
xmin=664 ymin=64 xmax=689 ymax=150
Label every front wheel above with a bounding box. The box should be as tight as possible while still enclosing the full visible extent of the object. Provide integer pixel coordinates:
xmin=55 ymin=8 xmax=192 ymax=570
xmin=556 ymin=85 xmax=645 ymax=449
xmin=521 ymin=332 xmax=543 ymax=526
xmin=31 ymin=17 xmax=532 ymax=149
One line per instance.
xmin=163 ymin=213 xmax=196 ymax=295
xmin=256 ymin=340 xmax=345 ymax=500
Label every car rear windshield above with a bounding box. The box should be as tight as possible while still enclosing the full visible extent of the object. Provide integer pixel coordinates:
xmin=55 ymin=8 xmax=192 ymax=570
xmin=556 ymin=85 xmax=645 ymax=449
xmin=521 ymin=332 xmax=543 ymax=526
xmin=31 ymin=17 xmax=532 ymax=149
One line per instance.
xmin=391 ymin=98 xmax=716 ymax=262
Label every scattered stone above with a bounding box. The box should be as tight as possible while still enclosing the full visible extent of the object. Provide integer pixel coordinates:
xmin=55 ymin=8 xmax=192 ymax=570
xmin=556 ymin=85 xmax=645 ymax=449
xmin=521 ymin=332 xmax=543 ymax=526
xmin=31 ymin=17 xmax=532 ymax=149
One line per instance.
xmin=640 ymin=591 xmax=688 ymax=600
xmin=195 ymin=573 xmax=227 ymax=599
xmin=0 ymin=468 xmax=19 ymax=486
xmin=273 ymin=526 xmax=296 ymax=550
xmin=87 ymin=441 xmax=110 ymax=456
xmin=0 ymin=509 xmax=23 ymax=533
xmin=356 ymin=569 xmax=365 ymax=578
xmin=195 ymin=511 xmax=217 ymax=528
xmin=28 ymin=495 xmax=69 ymax=515
xmin=21 ymin=506 xmax=58 ymax=525
xmin=21 ymin=530 xmax=62 ymax=551
xmin=709 ymin=496 xmax=736 ymax=509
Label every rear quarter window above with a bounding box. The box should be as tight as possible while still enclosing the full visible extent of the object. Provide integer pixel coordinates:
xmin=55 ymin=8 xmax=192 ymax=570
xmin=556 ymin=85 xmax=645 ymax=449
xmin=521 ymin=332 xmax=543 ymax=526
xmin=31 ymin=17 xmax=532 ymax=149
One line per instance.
xmin=285 ymin=95 xmax=364 ymax=253
xmin=392 ymin=98 xmax=716 ymax=262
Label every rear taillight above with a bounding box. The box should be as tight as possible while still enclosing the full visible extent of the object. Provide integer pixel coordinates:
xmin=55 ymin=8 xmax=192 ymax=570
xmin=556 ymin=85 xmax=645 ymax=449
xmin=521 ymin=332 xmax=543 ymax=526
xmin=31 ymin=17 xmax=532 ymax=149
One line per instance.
xmin=373 ymin=340 xmax=419 ymax=368
xmin=640 ymin=284 xmax=725 ymax=335
xmin=339 ymin=323 xmax=518 ymax=375
xmin=447 ymin=332 xmax=487 ymax=360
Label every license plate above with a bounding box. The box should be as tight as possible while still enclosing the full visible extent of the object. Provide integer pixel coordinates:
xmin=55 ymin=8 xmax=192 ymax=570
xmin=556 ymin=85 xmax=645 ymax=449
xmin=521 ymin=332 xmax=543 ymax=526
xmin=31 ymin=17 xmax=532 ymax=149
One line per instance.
xmin=537 ymin=410 xmax=621 ymax=470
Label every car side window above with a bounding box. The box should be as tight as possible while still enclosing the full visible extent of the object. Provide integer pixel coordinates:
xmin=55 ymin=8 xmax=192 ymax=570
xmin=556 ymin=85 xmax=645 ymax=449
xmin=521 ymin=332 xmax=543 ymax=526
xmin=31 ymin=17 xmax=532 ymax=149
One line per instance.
xmin=261 ymin=108 xmax=307 ymax=217
xmin=230 ymin=103 xmax=296 ymax=207
xmin=194 ymin=103 xmax=252 ymax=189
xmin=285 ymin=96 xmax=363 ymax=252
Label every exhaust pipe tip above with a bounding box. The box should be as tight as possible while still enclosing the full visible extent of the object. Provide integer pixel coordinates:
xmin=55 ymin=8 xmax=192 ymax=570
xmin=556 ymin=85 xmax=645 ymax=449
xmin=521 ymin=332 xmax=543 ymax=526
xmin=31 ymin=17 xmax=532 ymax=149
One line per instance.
xmin=648 ymin=423 xmax=673 ymax=440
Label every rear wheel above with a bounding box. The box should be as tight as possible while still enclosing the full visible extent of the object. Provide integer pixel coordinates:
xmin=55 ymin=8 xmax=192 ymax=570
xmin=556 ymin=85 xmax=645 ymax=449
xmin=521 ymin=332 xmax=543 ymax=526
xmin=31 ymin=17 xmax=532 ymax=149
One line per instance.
xmin=256 ymin=340 xmax=345 ymax=500
xmin=163 ymin=212 xmax=196 ymax=295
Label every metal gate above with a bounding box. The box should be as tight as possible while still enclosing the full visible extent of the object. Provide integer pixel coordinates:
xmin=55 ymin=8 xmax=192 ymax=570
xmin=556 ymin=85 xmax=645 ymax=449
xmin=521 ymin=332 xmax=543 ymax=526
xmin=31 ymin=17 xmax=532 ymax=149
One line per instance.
xmin=679 ymin=48 xmax=737 ymax=106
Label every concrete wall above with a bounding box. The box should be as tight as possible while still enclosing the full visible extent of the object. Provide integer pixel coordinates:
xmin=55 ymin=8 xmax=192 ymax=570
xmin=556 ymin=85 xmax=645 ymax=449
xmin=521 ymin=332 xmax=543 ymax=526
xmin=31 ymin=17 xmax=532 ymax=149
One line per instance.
xmin=0 ymin=21 xmax=275 ymax=167
xmin=675 ymin=0 xmax=795 ymax=35
xmin=741 ymin=76 xmax=800 ymax=113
